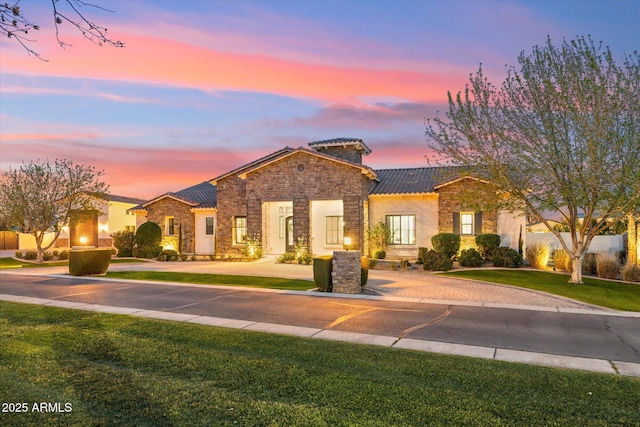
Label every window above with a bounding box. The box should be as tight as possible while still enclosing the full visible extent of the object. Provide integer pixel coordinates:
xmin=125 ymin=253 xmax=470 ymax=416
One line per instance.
xmin=205 ymin=217 xmax=214 ymax=235
xmin=166 ymin=217 xmax=175 ymax=235
xmin=233 ymin=216 xmax=247 ymax=244
xmin=326 ymin=216 xmax=344 ymax=245
xmin=386 ymin=215 xmax=416 ymax=245
xmin=278 ymin=206 xmax=293 ymax=238
xmin=460 ymin=212 xmax=474 ymax=235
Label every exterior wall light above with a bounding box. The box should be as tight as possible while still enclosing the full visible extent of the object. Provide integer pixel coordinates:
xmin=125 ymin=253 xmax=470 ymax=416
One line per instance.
xmin=343 ymin=236 xmax=352 ymax=251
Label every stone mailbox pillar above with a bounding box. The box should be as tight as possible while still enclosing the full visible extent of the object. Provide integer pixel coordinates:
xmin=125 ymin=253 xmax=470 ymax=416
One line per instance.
xmin=332 ymin=250 xmax=361 ymax=294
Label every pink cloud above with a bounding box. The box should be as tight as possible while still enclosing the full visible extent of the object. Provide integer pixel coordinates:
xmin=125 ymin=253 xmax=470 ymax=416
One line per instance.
xmin=2 ymin=29 xmax=463 ymax=103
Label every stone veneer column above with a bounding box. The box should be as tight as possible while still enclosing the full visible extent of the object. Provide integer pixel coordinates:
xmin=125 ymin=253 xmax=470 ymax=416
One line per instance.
xmin=343 ymin=196 xmax=362 ymax=251
xmin=332 ymin=251 xmax=361 ymax=294
xmin=293 ymin=197 xmax=310 ymax=247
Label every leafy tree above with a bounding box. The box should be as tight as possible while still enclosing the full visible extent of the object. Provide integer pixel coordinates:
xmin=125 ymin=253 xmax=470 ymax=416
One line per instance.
xmin=426 ymin=36 xmax=640 ymax=284
xmin=1 ymin=0 xmax=124 ymax=60
xmin=0 ymin=159 xmax=109 ymax=263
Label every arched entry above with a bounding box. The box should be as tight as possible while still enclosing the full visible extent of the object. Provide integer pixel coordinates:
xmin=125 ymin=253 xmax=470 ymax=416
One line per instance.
xmin=285 ymin=216 xmax=294 ymax=252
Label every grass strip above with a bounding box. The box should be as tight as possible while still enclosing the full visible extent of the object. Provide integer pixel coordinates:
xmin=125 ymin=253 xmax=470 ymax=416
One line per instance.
xmin=106 ymin=270 xmax=314 ymax=291
xmin=1 ymin=301 xmax=638 ymax=426
xmin=445 ymin=269 xmax=640 ymax=312
xmin=0 ymin=257 xmax=146 ymax=269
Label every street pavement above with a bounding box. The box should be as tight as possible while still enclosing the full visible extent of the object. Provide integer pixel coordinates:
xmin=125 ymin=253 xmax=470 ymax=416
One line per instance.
xmin=1 ymin=256 xmax=639 ymax=377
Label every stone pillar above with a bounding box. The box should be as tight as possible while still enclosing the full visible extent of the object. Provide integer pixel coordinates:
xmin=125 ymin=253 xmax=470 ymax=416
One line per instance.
xmin=332 ymin=250 xmax=361 ymax=294
xmin=293 ymin=197 xmax=310 ymax=247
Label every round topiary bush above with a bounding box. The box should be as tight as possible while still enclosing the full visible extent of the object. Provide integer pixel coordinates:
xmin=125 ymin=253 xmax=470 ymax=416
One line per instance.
xmin=134 ymin=222 xmax=162 ymax=258
xmin=458 ymin=248 xmax=484 ymax=267
xmin=373 ymin=249 xmax=386 ymax=259
xmin=431 ymin=233 xmax=460 ymax=259
xmin=492 ymin=247 xmax=523 ymax=268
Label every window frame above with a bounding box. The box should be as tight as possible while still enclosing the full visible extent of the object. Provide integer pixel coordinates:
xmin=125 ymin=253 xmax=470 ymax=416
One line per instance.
xmin=460 ymin=212 xmax=474 ymax=236
xmin=165 ymin=216 xmax=175 ymax=236
xmin=205 ymin=217 xmax=215 ymax=235
xmin=233 ymin=216 xmax=247 ymax=245
xmin=326 ymin=216 xmax=344 ymax=245
xmin=385 ymin=214 xmax=416 ymax=245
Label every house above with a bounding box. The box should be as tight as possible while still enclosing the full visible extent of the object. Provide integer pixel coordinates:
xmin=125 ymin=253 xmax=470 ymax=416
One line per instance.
xmin=18 ymin=194 xmax=145 ymax=250
xmin=132 ymin=138 xmax=525 ymax=258
xmin=130 ymin=182 xmax=217 ymax=254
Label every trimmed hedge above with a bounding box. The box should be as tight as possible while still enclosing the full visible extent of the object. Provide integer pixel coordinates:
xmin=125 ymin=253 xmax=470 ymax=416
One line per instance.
xmin=69 ymin=248 xmax=112 ymax=276
xmin=475 ymin=234 xmax=501 ymax=260
xmin=134 ymin=222 xmax=162 ymax=259
xmin=422 ymin=249 xmax=453 ymax=271
xmin=431 ymin=233 xmax=460 ymax=259
xmin=361 ymin=256 xmax=369 ymax=287
xmin=492 ymin=247 xmax=523 ymax=268
xmin=313 ymin=255 xmax=333 ymax=292
xmin=458 ymin=248 xmax=484 ymax=267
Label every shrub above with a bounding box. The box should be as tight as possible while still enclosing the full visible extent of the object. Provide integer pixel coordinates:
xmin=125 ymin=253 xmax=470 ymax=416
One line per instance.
xmin=368 ymin=258 xmax=378 ymax=269
xmin=621 ymin=263 xmax=640 ymax=282
xmin=14 ymin=251 xmax=22 ymax=258
xmin=582 ymin=253 xmax=597 ymax=275
xmin=458 ymin=248 xmax=484 ymax=267
xmin=53 ymin=250 xmax=59 ymax=257
xmin=431 ymin=233 xmax=460 ymax=259
xmin=417 ymin=247 xmax=429 ymax=264
xmin=475 ymin=234 xmax=501 ymax=260
xmin=422 ymin=249 xmax=453 ymax=271
xmin=361 ymin=256 xmax=369 ymax=287
xmin=366 ymin=221 xmax=391 ymax=257
xmin=526 ymin=241 xmax=551 ymax=269
xmin=69 ymin=248 xmax=112 ymax=276
xmin=596 ymin=253 xmax=620 ymax=280
xmin=552 ymin=249 xmax=572 ymax=272
xmin=42 ymin=252 xmax=54 ymax=261
xmin=157 ymin=249 xmax=179 ymax=261
xmin=58 ymin=250 xmax=69 ymax=260
xmin=134 ymin=222 xmax=162 ymax=258
xmin=313 ymin=255 xmax=333 ymax=292
xmin=276 ymin=252 xmax=296 ymax=264
xmin=23 ymin=251 xmax=38 ymax=260
xmin=373 ymin=249 xmax=386 ymax=260
xmin=112 ymin=230 xmax=135 ymax=257
xmin=492 ymin=247 xmax=523 ymax=268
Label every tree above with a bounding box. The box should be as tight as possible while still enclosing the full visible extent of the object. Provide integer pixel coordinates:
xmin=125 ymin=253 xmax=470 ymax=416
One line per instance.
xmin=0 ymin=159 xmax=109 ymax=263
xmin=425 ymin=36 xmax=640 ymax=284
xmin=1 ymin=0 xmax=124 ymax=60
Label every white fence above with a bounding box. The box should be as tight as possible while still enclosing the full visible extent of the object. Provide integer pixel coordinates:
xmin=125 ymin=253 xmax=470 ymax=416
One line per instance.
xmin=526 ymin=232 xmax=624 ymax=255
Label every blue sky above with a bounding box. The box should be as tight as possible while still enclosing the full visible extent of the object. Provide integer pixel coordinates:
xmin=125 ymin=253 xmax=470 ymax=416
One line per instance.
xmin=1 ymin=0 xmax=638 ymax=198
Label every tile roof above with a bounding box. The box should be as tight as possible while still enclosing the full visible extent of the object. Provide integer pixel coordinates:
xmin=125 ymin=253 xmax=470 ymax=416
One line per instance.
xmin=308 ymin=137 xmax=372 ymax=155
xmin=107 ymin=194 xmax=146 ymax=205
xmin=171 ymin=181 xmax=217 ymax=209
xmin=370 ymin=166 xmax=464 ymax=195
xmin=132 ymin=181 xmax=217 ymax=211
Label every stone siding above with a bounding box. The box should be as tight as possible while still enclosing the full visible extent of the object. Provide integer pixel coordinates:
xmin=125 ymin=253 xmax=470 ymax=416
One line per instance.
xmin=312 ymin=146 xmax=363 ymax=164
xmin=437 ymin=179 xmax=498 ymax=235
xmin=216 ymin=176 xmax=247 ymax=255
xmin=144 ymin=198 xmax=196 ymax=253
xmin=332 ymin=251 xmax=361 ymax=294
xmin=216 ymin=151 xmax=372 ymax=256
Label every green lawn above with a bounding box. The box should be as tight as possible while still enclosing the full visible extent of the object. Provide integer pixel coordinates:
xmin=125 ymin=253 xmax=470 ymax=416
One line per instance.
xmin=445 ymin=269 xmax=640 ymax=312
xmin=0 ymin=257 xmax=145 ymax=269
xmin=1 ymin=302 xmax=638 ymax=426
xmin=106 ymin=271 xmax=314 ymax=291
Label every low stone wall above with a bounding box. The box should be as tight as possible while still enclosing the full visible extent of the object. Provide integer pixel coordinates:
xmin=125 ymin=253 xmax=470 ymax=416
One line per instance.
xmin=332 ymin=250 xmax=361 ymax=294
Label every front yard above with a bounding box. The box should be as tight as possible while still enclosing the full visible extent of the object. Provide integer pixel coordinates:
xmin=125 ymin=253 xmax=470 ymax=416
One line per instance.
xmin=1 ymin=301 xmax=638 ymax=426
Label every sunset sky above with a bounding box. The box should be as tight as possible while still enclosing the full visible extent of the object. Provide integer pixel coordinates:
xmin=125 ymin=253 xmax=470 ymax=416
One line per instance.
xmin=1 ymin=0 xmax=638 ymax=199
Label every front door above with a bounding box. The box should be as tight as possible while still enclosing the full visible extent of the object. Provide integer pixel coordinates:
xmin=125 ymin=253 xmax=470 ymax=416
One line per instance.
xmin=285 ymin=216 xmax=294 ymax=252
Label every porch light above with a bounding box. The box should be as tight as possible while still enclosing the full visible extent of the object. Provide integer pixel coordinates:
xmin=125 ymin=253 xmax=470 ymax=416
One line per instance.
xmin=343 ymin=236 xmax=352 ymax=251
